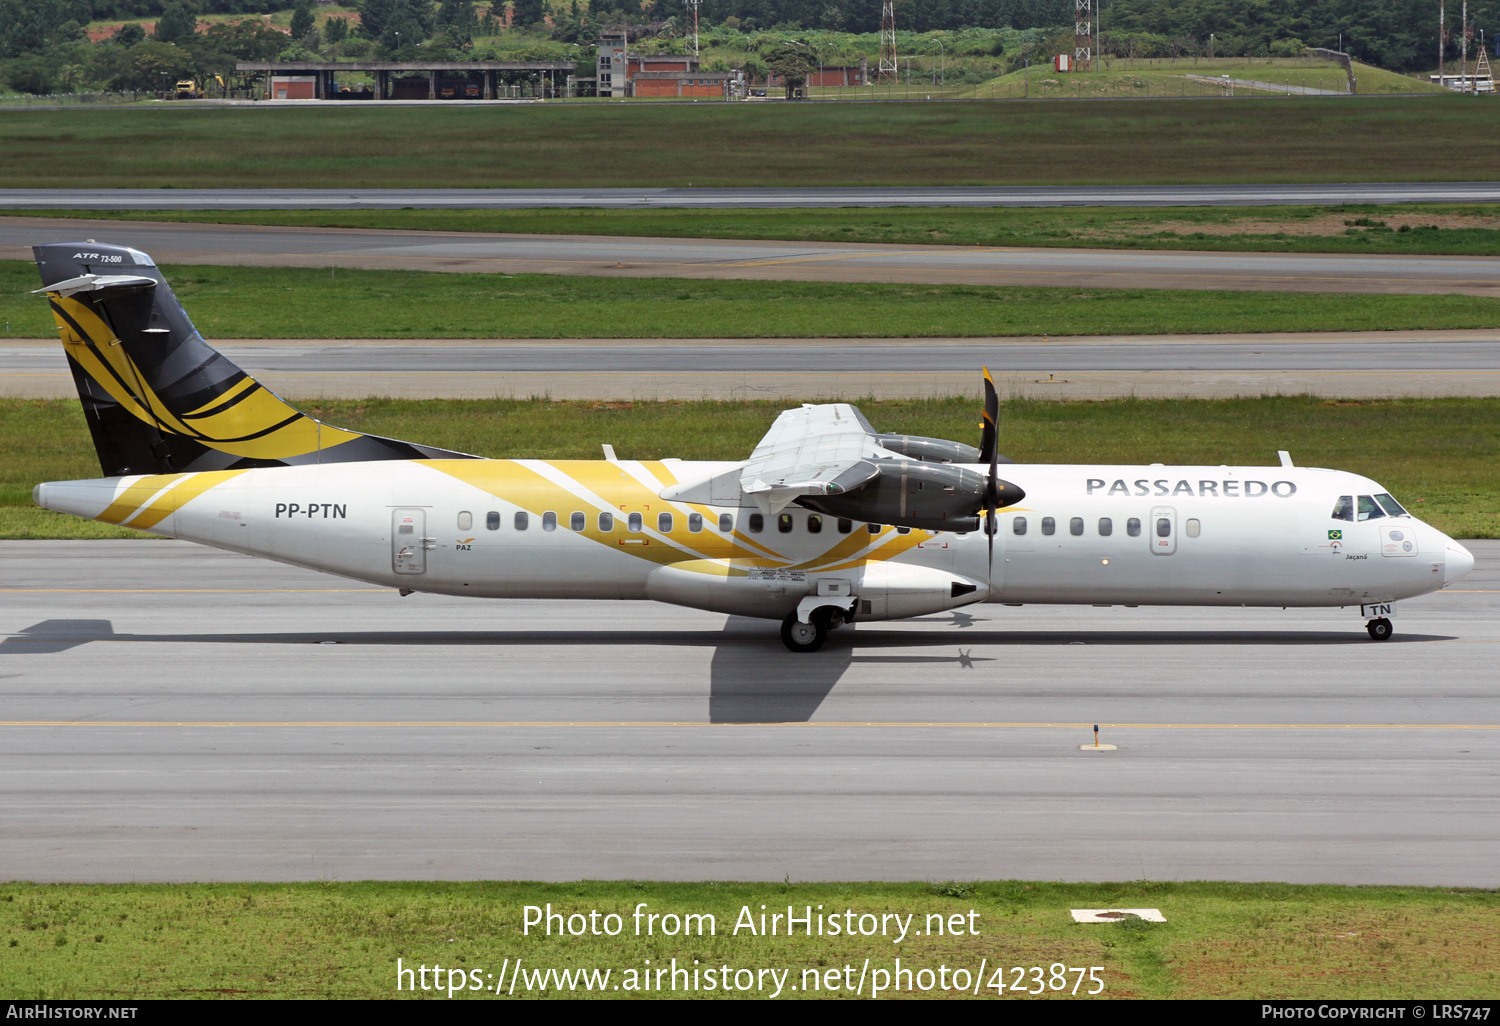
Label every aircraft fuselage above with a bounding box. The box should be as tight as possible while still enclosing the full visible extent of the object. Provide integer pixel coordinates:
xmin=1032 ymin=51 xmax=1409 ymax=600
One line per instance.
xmin=35 ymin=458 xmax=1473 ymax=623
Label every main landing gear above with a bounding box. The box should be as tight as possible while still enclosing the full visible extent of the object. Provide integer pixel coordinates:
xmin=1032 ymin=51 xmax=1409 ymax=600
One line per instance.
xmin=780 ymin=605 xmax=853 ymax=653
xmin=1366 ymin=617 xmax=1393 ymax=641
xmin=781 ymin=615 xmax=826 ymax=653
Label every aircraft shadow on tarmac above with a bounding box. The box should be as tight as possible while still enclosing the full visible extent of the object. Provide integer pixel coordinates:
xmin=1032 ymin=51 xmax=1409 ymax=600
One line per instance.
xmin=2 ymin=615 xmax=1458 ymax=723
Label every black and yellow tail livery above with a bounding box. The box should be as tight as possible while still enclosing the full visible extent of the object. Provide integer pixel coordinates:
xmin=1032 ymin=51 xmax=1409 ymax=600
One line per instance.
xmin=33 ymin=242 xmax=475 ymax=477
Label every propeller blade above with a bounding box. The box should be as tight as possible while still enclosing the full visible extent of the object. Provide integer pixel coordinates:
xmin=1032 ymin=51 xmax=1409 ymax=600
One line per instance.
xmin=981 ymin=367 xmax=1000 ymax=585
xmin=979 ymin=367 xmax=999 ymax=466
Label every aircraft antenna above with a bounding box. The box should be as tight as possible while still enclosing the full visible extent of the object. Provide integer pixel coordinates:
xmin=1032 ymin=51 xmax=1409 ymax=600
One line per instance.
xmin=879 ymin=2 xmax=897 ymax=82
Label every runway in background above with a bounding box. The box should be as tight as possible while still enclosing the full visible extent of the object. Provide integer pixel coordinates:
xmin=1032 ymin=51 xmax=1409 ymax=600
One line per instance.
xmin=5 ymin=217 xmax=1498 ymax=295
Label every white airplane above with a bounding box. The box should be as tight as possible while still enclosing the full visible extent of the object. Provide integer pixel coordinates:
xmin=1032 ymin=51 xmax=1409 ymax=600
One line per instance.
xmin=29 ymin=242 xmax=1475 ymax=651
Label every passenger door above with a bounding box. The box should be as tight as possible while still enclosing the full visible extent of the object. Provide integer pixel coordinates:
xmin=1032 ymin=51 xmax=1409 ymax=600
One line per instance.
xmin=392 ymin=508 xmax=428 ymax=575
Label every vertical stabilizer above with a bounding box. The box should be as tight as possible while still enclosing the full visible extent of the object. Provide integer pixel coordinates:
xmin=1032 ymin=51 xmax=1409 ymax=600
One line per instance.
xmin=33 ymin=242 xmax=477 ymax=477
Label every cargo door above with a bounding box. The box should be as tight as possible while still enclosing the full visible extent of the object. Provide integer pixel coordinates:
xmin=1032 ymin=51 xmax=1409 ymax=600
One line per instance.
xmin=392 ymin=508 xmax=429 ymax=575
xmin=916 ymin=529 xmax=955 ymax=571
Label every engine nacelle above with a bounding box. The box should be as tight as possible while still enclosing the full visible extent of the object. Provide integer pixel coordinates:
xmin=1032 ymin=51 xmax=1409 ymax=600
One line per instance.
xmin=798 ymin=460 xmax=1024 ymax=532
xmin=874 ymin=433 xmax=1014 ymax=465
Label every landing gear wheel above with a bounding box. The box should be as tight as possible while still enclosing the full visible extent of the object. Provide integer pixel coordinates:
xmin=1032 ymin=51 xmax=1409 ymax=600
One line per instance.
xmin=1366 ymin=617 xmax=1393 ymax=641
xmin=781 ymin=614 xmax=827 ymax=653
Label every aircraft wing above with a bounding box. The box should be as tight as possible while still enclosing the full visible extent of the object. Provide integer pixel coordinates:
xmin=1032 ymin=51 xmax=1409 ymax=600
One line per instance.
xmin=740 ymin=403 xmax=886 ymax=514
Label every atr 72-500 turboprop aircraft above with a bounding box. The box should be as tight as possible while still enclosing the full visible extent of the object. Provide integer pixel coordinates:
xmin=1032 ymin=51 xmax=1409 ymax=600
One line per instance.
xmin=30 ymin=242 xmax=1475 ymax=651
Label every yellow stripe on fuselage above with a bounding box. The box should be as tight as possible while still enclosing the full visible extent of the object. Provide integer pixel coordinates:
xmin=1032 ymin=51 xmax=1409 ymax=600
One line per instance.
xmin=427 ymin=460 xmax=933 ymax=571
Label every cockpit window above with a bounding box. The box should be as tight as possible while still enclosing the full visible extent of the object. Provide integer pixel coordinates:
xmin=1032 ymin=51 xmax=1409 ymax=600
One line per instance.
xmin=1356 ymin=495 xmax=1385 ymax=521
xmin=1330 ymin=496 xmax=1354 ymax=522
xmin=1374 ymin=493 xmax=1408 ymax=517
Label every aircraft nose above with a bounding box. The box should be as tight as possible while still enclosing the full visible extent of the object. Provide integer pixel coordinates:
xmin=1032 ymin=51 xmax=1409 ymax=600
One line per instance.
xmin=1444 ymin=538 xmax=1475 ymax=587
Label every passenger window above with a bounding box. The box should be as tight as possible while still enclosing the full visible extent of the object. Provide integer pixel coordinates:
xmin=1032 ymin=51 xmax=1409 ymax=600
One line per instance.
xmin=749 ymin=514 xmax=764 ymax=534
xmin=807 ymin=515 xmax=822 ymax=534
xmin=1374 ymin=493 xmax=1407 ymax=517
xmin=1356 ymin=495 xmax=1385 ymax=521
xmin=1127 ymin=517 xmax=1141 ymax=537
xmin=1098 ymin=517 xmax=1112 ymax=537
xmin=598 ymin=512 xmax=614 ymax=532
xmin=718 ymin=513 xmax=733 ymax=532
xmin=486 ymin=511 xmax=500 ymax=531
xmin=628 ymin=512 xmax=643 ymax=532
xmin=514 ymin=512 xmax=529 ymax=531
xmin=1069 ymin=517 xmax=1084 ymax=536
xmin=658 ymin=512 xmax=673 ymax=532
xmin=837 ymin=518 xmax=852 ymax=534
xmin=688 ymin=513 xmax=703 ymax=533
xmin=1156 ymin=518 xmax=1171 ymax=538
xmin=1041 ymin=517 xmax=1055 ymax=536
xmin=457 ymin=511 xmax=472 ymax=531
xmin=1012 ymin=516 xmax=1027 ymax=535
xmin=1185 ymin=518 xmax=1201 ymax=538
xmin=896 ymin=526 xmax=910 ymax=535
xmin=570 ymin=512 xmax=585 ymax=532
xmin=542 ymin=511 xmax=557 ymax=531
xmin=398 ymin=523 xmax=414 ymax=535
xmin=1331 ymin=495 xmax=1355 ymax=522
xmin=868 ymin=523 xmax=881 ymax=534
xmin=778 ymin=514 xmax=794 ymax=533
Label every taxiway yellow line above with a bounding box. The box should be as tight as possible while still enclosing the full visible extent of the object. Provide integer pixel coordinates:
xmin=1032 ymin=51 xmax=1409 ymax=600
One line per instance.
xmin=0 ymin=721 xmax=1494 ymax=730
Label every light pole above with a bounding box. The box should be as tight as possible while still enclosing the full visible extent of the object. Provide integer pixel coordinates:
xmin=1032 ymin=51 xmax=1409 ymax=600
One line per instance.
xmin=930 ymin=37 xmax=944 ymax=94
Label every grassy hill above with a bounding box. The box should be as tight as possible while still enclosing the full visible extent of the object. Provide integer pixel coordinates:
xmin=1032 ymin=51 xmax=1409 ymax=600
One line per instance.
xmin=960 ymin=57 xmax=1445 ymax=100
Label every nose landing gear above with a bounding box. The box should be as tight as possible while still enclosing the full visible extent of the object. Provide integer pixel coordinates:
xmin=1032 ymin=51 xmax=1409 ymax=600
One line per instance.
xmin=1366 ymin=617 xmax=1393 ymax=641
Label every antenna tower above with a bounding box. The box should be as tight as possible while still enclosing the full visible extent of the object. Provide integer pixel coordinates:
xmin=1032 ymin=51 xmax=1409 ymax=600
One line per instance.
xmin=1476 ymin=31 xmax=1492 ymax=88
xmin=1075 ymin=0 xmax=1093 ymax=71
xmin=879 ymin=1 xmax=897 ymax=81
xmin=1461 ymin=0 xmax=1469 ymax=89
xmin=1439 ymin=0 xmax=1447 ymax=77
xmin=684 ymin=0 xmax=700 ymax=60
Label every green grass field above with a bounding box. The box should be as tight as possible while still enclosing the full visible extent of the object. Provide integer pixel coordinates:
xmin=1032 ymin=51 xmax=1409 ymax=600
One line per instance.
xmin=1 ymin=98 xmax=1497 ymax=188
xmin=7 ymin=396 xmax=1497 ymax=540
xmin=0 ymin=880 xmax=1495 ymax=999
xmin=19 ymin=204 xmax=1500 ymax=256
xmin=5 ymin=262 xmax=1499 ymax=341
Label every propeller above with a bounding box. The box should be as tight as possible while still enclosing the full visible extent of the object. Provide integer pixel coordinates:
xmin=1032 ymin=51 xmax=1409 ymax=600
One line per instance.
xmin=979 ymin=367 xmax=1000 ymax=583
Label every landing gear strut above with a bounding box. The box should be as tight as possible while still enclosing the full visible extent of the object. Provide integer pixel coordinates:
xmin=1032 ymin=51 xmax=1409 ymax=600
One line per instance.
xmin=781 ymin=614 xmax=827 ymax=653
xmin=1366 ymin=617 xmax=1393 ymax=641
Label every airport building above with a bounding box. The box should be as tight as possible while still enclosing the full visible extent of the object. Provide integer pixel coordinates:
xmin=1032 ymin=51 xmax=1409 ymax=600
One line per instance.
xmin=591 ymin=32 xmax=739 ymax=98
xmin=237 ymin=60 xmax=580 ymax=100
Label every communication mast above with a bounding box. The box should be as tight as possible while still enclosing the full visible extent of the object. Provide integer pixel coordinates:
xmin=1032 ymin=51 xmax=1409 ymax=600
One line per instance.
xmin=879 ymin=1 xmax=897 ymax=81
xmin=684 ymin=0 xmax=700 ymax=60
xmin=1439 ymin=0 xmax=1446 ymax=77
xmin=1075 ymin=0 xmax=1093 ymax=71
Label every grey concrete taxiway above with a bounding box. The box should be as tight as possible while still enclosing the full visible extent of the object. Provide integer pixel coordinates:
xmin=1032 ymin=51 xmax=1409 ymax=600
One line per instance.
xmin=1 ymin=540 xmax=1496 ymax=884
xmin=4 ymin=184 xmax=1500 ymax=209
xmin=5 ymin=217 xmax=1499 ymax=296
xmin=8 ymin=331 xmax=1500 ymax=400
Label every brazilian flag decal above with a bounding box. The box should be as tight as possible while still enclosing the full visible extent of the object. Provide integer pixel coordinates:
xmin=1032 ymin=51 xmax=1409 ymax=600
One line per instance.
xmin=1329 ymin=530 xmax=1343 ymax=540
